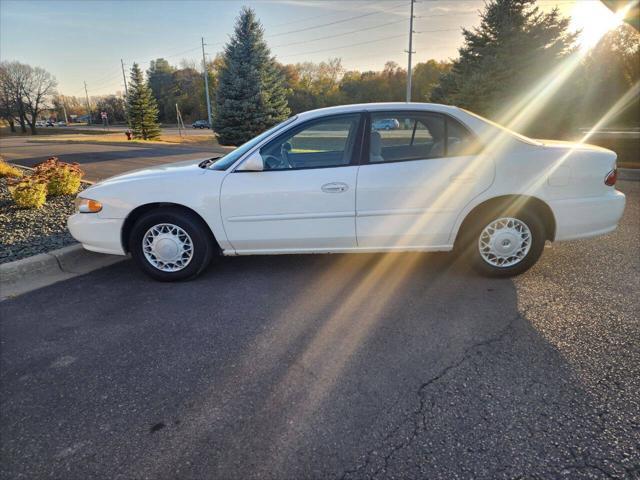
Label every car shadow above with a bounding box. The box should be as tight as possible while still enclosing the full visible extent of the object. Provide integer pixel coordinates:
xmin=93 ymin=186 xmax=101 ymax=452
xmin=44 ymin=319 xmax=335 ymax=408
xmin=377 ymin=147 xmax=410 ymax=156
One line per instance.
xmin=0 ymin=252 xmax=632 ymax=479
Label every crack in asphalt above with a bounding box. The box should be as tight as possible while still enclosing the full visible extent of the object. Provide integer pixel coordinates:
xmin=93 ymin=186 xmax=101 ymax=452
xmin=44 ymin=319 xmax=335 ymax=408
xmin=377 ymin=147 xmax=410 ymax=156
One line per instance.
xmin=339 ymin=314 xmax=520 ymax=480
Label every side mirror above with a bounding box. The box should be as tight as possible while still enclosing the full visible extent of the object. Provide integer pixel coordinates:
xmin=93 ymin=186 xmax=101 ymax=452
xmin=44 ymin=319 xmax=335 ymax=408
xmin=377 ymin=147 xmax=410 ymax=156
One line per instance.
xmin=237 ymin=151 xmax=264 ymax=172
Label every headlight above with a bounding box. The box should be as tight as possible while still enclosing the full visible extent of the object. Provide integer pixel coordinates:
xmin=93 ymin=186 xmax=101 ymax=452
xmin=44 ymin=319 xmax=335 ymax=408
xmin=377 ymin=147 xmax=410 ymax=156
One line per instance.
xmin=75 ymin=197 xmax=102 ymax=213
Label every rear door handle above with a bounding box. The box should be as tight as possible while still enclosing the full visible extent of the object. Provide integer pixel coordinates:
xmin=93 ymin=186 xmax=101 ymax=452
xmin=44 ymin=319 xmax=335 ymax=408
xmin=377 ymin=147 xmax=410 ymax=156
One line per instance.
xmin=321 ymin=182 xmax=349 ymax=193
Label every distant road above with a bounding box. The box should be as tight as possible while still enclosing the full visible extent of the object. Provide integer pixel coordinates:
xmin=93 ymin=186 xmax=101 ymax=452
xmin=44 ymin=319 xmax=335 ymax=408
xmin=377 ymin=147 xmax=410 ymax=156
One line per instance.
xmin=65 ymin=124 xmax=214 ymax=137
xmin=0 ymin=135 xmax=230 ymax=182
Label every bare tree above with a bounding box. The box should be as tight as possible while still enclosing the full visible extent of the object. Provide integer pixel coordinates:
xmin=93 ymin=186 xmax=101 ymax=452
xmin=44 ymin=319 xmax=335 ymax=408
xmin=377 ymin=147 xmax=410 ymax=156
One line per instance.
xmin=22 ymin=66 xmax=57 ymax=134
xmin=0 ymin=64 xmax=17 ymax=132
xmin=0 ymin=61 xmax=30 ymax=133
xmin=0 ymin=61 xmax=57 ymax=134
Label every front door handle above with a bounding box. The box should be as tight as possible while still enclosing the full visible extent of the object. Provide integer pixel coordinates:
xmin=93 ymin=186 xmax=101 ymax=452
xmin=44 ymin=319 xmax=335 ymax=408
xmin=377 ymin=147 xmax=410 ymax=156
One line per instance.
xmin=321 ymin=182 xmax=349 ymax=193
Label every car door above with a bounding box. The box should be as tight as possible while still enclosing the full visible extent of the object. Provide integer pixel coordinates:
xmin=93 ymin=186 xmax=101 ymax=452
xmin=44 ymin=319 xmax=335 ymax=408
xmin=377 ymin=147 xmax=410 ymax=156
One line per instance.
xmin=220 ymin=113 xmax=364 ymax=253
xmin=356 ymin=111 xmax=494 ymax=248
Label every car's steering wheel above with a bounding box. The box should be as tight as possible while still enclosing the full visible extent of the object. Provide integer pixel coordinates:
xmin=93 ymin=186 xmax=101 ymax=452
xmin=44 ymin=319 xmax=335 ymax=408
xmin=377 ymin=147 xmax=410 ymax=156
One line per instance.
xmin=263 ymin=154 xmax=287 ymax=170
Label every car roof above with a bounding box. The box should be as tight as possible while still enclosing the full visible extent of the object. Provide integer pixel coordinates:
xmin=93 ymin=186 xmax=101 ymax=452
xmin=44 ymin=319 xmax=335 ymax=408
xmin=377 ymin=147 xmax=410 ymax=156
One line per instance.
xmin=296 ymin=102 xmax=462 ymax=121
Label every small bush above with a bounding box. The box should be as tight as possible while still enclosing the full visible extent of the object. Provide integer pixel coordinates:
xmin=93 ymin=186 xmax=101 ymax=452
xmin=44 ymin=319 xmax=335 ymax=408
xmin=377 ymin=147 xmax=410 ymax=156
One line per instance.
xmin=7 ymin=175 xmax=48 ymax=209
xmin=34 ymin=157 xmax=84 ymax=196
xmin=0 ymin=159 xmax=22 ymax=178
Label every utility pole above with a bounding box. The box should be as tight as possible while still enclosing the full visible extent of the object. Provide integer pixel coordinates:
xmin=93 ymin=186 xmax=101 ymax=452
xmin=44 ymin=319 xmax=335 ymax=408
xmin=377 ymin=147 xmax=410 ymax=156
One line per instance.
xmin=121 ymin=59 xmax=129 ymax=97
xmin=201 ymin=37 xmax=213 ymax=127
xmin=84 ymin=81 xmax=92 ymax=125
xmin=59 ymin=94 xmax=69 ymax=124
xmin=405 ymin=0 xmax=415 ymax=103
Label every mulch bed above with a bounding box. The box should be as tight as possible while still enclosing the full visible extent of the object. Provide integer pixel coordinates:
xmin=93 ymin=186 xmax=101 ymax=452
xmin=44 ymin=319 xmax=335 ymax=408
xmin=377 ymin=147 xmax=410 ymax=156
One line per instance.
xmin=0 ymin=169 xmax=85 ymax=264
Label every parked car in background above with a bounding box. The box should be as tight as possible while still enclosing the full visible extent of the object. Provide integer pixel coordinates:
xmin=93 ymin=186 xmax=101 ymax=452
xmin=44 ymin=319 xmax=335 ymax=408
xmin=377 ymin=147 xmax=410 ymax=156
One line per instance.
xmin=372 ymin=118 xmax=400 ymax=130
xmin=45 ymin=120 xmax=55 ymax=127
xmin=69 ymin=102 xmax=625 ymax=281
xmin=35 ymin=120 xmax=46 ymax=127
xmin=56 ymin=121 xmax=67 ymax=126
xmin=192 ymin=120 xmax=210 ymax=129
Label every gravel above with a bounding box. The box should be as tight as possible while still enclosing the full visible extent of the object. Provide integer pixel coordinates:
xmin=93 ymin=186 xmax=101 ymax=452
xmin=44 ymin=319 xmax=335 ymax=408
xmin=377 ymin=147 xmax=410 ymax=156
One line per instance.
xmin=0 ymin=170 xmax=85 ymax=264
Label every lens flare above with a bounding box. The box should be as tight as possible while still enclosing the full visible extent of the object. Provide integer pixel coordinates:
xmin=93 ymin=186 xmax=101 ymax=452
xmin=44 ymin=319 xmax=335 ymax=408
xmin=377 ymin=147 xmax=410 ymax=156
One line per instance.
xmin=571 ymin=0 xmax=634 ymax=50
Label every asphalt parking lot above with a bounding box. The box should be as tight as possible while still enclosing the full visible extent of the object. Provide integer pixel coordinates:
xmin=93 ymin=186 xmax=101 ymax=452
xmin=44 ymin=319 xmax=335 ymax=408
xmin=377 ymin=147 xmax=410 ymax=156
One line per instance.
xmin=1 ymin=181 xmax=638 ymax=479
xmin=0 ymin=134 xmax=227 ymax=182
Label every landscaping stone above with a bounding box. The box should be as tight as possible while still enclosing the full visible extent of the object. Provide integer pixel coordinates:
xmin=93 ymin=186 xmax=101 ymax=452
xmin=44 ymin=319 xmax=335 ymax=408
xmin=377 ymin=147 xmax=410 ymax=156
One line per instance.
xmin=0 ymin=170 xmax=85 ymax=264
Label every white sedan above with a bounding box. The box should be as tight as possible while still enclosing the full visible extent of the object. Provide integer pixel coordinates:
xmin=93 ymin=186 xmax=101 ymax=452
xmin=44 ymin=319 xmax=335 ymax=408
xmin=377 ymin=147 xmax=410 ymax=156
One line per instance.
xmin=68 ymin=103 xmax=625 ymax=281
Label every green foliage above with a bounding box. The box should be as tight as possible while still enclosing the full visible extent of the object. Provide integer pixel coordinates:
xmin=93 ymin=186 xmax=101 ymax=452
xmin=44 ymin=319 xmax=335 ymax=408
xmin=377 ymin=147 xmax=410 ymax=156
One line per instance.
xmin=126 ymin=63 xmax=161 ymax=140
xmin=147 ymin=58 xmax=176 ymax=123
xmin=34 ymin=157 xmax=83 ymax=196
xmin=411 ymin=60 xmax=451 ymax=102
xmin=431 ymin=0 xmax=579 ymax=137
xmin=0 ymin=158 xmax=22 ymax=178
xmin=578 ymin=25 xmax=640 ymax=128
xmin=7 ymin=175 xmax=47 ymax=209
xmin=214 ymin=7 xmax=290 ymax=146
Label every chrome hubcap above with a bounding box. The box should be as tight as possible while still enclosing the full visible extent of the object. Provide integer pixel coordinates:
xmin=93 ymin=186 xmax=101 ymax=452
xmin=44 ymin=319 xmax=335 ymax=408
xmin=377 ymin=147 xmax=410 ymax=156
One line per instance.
xmin=142 ymin=223 xmax=193 ymax=272
xmin=478 ymin=217 xmax=531 ymax=268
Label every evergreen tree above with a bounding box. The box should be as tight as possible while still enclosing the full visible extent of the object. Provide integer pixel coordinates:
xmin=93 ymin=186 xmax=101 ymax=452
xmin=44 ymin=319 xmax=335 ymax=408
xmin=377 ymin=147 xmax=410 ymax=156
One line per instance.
xmin=126 ymin=63 xmax=161 ymax=140
xmin=147 ymin=58 xmax=175 ymax=123
xmin=214 ymin=7 xmax=290 ymax=146
xmin=431 ymin=0 xmax=578 ymax=136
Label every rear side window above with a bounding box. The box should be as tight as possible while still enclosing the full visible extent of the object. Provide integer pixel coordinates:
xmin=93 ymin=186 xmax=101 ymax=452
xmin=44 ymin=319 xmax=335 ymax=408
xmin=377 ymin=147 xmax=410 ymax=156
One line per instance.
xmin=446 ymin=116 xmax=482 ymax=157
xmin=368 ymin=112 xmax=480 ymax=163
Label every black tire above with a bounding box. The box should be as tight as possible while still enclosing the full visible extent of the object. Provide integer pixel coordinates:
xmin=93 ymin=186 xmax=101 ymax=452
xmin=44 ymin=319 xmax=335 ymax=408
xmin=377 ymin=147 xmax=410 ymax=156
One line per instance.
xmin=129 ymin=208 xmax=215 ymax=281
xmin=458 ymin=210 xmax=546 ymax=278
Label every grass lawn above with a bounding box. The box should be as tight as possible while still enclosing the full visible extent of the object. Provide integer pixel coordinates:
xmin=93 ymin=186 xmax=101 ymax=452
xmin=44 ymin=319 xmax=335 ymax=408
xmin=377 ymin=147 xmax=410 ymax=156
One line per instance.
xmin=0 ymin=126 xmax=118 ymax=137
xmin=24 ymin=132 xmax=225 ymax=147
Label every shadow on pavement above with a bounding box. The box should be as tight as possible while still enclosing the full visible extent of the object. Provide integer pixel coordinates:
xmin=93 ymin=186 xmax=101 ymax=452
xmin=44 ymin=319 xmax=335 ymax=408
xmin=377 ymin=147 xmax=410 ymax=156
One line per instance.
xmin=0 ymin=252 xmax=635 ymax=479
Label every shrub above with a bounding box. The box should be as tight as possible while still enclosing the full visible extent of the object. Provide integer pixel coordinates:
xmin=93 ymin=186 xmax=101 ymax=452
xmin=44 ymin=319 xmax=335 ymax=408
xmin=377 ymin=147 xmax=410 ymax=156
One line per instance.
xmin=7 ymin=175 xmax=48 ymax=209
xmin=0 ymin=159 xmax=22 ymax=178
xmin=34 ymin=157 xmax=84 ymax=196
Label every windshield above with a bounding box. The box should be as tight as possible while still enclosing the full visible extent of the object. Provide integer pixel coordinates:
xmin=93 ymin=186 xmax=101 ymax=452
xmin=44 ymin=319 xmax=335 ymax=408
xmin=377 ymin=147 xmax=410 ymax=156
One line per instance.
xmin=459 ymin=108 xmax=541 ymax=146
xmin=211 ymin=116 xmax=298 ymax=171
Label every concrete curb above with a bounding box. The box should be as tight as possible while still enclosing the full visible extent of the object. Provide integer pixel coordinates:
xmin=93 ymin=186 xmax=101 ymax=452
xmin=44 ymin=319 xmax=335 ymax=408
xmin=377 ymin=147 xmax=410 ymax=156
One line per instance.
xmin=0 ymin=244 xmax=126 ymax=301
xmin=619 ymin=168 xmax=640 ymax=181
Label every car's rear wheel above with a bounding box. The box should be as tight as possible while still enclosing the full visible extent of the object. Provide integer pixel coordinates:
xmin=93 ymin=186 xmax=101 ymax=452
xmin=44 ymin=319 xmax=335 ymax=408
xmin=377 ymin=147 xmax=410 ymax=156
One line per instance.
xmin=129 ymin=208 xmax=215 ymax=281
xmin=460 ymin=211 xmax=545 ymax=277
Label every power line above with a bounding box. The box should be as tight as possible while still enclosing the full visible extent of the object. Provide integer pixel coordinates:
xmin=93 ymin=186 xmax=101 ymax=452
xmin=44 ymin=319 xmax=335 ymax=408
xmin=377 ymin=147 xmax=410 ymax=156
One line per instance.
xmin=271 ymin=18 xmax=408 ymax=49
xmin=277 ymin=26 xmax=459 ymax=62
xmin=268 ymin=0 xmax=395 ymax=30
xmin=268 ymin=2 xmax=407 ymax=38
xmin=279 ymin=33 xmax=407 ymax=60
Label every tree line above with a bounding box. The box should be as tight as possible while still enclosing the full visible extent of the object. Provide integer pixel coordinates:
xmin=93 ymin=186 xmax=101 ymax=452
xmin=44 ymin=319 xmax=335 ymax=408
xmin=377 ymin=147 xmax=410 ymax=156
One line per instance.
xmin=1 ymin=0 xmax=638 ymax=144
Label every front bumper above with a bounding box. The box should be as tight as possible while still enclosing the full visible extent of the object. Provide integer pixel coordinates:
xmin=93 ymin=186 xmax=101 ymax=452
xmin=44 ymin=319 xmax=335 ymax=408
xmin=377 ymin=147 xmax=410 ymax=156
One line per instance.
xmin=67 ymin=214 xmax=126 ymax=255
xmin=551 ymin=190 xmax=626 ymax=241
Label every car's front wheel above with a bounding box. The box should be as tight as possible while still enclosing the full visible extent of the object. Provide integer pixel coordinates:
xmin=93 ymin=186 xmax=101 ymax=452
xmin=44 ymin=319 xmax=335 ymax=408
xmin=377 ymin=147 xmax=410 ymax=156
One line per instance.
xmin=129 ymin=208 xmax=215 ymax=281
xmin=460 ymin=211 xmax=546 ymax=277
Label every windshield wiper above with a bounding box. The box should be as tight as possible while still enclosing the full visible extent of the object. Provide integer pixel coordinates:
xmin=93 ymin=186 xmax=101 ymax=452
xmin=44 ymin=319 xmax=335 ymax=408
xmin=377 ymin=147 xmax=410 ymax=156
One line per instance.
xmin=198 ymin=156 xmax=222 ymax=168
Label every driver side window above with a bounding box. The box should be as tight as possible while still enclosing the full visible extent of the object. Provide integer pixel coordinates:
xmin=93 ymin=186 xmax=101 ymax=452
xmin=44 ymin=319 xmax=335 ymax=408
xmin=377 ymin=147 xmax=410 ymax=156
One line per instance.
xmin=260 ymin=114 xmax=361 ymax=170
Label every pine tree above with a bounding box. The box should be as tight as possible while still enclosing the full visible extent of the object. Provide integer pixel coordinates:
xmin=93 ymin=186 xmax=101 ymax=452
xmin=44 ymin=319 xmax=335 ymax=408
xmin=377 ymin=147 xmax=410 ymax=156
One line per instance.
xmin=126 ymin=63 xmax=161 ymax=140
xmin=431 ymin=0 xmax=578 ymax=136
xmin=214 ymin=7 xmax=290 ymax=146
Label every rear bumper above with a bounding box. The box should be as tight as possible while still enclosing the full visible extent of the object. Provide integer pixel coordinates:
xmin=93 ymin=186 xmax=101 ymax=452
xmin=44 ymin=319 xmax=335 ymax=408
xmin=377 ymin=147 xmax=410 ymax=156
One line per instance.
xmin=67 ymin=214 xmax=126 ymax=255
xmin=551 ymin=190 xmax=626 ymax=241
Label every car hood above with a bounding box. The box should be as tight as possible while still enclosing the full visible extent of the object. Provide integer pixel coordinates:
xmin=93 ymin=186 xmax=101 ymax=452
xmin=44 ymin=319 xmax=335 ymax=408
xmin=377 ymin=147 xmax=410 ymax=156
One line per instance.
xmin=92 ymin=159 xmax=206 ymax=186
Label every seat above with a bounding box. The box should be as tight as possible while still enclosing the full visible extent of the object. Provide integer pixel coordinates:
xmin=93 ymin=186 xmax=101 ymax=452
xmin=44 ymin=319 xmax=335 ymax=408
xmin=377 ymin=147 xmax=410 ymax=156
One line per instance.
xmin=370 ymin=131 xmax=384 ymax=163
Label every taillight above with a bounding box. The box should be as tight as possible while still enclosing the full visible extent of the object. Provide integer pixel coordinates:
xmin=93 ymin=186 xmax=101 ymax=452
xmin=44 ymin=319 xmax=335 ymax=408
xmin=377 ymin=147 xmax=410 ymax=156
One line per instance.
xmin=604 ymin=169 xmax=617 ymax=186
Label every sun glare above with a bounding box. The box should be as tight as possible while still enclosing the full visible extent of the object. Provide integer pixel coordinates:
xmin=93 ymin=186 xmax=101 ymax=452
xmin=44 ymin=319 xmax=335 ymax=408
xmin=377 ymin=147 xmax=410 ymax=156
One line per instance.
xmin=570 ymin=1 xmax=627 ymax=50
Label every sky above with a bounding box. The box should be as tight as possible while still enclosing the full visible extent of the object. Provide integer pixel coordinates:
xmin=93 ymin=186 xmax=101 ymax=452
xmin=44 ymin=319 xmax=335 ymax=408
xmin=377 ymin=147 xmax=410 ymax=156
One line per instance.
xmin=0 ymin=0 xmax=608 ymax=99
